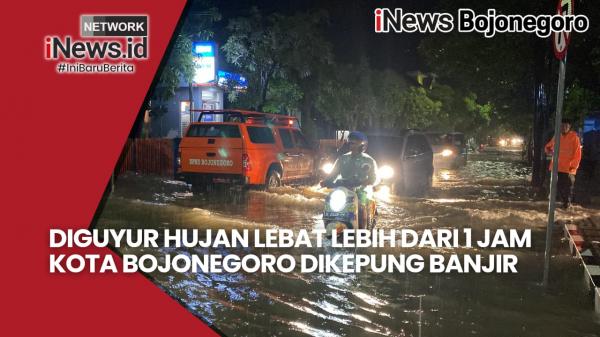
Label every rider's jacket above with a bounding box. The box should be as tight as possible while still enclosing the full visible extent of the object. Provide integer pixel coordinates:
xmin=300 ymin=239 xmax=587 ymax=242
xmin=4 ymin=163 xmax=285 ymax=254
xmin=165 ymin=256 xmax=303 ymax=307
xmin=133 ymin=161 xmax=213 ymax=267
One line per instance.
xmin=325 ymin=152 xmax=379 ymax=187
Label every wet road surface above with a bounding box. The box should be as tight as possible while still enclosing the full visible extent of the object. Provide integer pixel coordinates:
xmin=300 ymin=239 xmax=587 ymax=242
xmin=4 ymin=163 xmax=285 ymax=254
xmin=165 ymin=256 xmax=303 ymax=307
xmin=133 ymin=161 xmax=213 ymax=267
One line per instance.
xmin=96 ymin=153 xmax=600 ymax=337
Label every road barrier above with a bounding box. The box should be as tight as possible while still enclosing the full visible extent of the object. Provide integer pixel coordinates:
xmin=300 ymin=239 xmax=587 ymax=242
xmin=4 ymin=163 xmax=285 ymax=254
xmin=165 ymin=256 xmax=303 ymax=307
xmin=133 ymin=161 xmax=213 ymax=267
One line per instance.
xmin=562 ymin=217 xmax=600 ymax=313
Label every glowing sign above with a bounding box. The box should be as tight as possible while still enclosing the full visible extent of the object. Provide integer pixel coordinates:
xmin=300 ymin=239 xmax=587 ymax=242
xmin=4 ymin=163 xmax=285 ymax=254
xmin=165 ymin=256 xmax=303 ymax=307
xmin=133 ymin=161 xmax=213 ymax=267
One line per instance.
xmin=192 ymin=42 xmax=216 ymax=84
xmin=217 ymin=70 xmax=248 ymax=89
xmin=194 ymin=44 xmax=213 ymax=54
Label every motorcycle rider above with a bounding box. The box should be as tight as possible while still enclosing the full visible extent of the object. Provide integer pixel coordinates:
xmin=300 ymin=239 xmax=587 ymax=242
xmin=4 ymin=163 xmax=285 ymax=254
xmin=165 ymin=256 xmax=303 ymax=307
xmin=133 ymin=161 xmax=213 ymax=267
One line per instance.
xmin=321 ymin=131 xmax=379 ymax=228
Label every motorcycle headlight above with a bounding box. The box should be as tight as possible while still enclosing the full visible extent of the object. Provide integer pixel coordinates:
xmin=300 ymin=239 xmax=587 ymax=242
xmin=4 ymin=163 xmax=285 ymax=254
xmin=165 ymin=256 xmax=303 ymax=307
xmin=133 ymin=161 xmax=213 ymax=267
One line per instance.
xmin=441 ymin=149 xmax=453 ymax=157
xmin=378 ymin=165 xmax=394 ymax=180
xmin=329 ymin=189 xmax=347 ymax=212
xmin=375 ymin=185 xmax=391 ymax=199
xmin=321 ymin=162 xmax=334 ymax=175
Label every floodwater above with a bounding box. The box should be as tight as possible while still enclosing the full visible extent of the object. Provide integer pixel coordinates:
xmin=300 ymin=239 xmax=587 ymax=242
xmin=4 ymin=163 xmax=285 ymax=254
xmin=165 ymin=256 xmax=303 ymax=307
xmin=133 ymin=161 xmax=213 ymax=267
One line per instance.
xmin=96 ymin=152 xmax=600 ymax=337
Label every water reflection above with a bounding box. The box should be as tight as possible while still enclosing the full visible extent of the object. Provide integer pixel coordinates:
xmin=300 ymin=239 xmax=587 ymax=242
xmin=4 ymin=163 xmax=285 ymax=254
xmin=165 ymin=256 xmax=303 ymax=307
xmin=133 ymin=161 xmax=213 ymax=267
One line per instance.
xmin=97 ymin=153 xmax=600 ymax=337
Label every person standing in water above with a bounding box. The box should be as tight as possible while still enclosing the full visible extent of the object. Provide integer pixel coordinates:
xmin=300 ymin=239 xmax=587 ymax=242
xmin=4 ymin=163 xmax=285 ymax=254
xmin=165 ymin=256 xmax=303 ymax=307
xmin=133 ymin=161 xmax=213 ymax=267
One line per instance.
xmin=545 ymin=118 xmax=582 ymax=209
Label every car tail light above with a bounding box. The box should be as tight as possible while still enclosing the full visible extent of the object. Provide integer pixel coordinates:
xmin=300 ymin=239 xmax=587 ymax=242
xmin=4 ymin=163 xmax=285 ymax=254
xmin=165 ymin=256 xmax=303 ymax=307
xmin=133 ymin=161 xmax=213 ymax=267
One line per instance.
xmin=242 ymin=153 xmax=251 ymax=173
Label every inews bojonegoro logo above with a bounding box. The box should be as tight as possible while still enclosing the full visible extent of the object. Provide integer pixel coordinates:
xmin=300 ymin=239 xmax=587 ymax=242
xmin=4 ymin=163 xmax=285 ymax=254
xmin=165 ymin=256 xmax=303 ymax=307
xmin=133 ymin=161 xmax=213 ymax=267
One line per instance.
xmin=44 ymin=15 xmax=149 ymax=74
xmin=373 ymin=6 xmax=589 ymax=38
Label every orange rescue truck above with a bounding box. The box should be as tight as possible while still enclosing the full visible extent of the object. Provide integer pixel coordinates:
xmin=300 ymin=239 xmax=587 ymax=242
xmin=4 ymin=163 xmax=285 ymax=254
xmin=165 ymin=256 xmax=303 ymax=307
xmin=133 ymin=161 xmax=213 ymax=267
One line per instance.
xmin=179 ymin=110 xmax=317 ymax=192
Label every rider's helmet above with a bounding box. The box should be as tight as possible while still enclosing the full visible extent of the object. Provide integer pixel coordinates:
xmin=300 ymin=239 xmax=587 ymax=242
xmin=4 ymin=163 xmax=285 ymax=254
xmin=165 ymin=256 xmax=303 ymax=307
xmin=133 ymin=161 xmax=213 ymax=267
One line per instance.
xmin=348 ymin=131 xmax=368 ymax=152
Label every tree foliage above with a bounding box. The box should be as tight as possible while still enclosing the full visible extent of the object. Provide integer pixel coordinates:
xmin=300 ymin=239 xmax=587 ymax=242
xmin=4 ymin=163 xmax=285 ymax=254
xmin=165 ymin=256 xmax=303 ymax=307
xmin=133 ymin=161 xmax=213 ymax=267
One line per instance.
xmin=316 ymin=60 xmax=375 ymax=131
xmin=155 ymin=36 xmax=195 ymax=102
xmin=155 ymin=5 xmax=221 ymax=102
xmin=222 ymin=8 xmax=332 ymax=113
xmin=564 ymin=80 xmax=600 ymax=123
xmin=219 ymin=3 xmax=600 ymax=141
xmin=418 ymin=0 xmax=600 ymax=138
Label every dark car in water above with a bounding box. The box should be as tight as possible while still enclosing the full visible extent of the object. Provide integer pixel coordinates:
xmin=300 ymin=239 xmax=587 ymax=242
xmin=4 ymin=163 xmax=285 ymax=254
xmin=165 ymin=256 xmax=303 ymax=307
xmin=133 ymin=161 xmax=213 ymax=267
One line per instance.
xmin=425 ymin=131 xmax=467 ymax=169
xmin=366 ymin=130 xmax=434 ymax=196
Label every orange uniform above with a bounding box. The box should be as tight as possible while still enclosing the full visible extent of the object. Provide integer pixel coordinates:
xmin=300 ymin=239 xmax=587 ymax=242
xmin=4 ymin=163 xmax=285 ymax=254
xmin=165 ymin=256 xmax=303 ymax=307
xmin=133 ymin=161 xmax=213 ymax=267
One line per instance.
xmin=545 ymin=131 xmax=582 ymax=174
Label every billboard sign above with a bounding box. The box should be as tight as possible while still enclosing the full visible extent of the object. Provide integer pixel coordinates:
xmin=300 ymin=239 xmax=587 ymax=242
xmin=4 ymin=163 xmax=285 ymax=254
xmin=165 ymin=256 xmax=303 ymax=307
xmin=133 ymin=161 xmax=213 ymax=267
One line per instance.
xmin=192 ymin=41 xmax=216 ymax=84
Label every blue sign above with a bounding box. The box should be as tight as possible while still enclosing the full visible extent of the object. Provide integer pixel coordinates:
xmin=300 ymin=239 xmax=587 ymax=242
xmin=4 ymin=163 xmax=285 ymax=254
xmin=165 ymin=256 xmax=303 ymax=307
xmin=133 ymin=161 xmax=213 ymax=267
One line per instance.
xmin=192 ymin=42 xmax=215 ymax=57
xmin=584 ymin=115 xmax=600 ymax=133
xmin=217 ymin=70 xmax=248 ymax=89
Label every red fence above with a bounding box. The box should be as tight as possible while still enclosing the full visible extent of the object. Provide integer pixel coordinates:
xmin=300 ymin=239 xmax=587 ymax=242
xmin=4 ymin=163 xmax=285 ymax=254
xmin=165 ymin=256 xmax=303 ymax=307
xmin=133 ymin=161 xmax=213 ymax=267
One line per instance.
xmin=117 ymin=138 xmax=177 ymax=177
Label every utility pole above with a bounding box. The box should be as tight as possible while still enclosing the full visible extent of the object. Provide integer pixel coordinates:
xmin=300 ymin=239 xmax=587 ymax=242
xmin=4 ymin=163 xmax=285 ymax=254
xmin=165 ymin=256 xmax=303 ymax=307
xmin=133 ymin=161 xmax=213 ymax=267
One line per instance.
xmin=543 ymin=56 xmax=566 ymax=287
xmin=543 ymin=0 xmax=573 ymax=287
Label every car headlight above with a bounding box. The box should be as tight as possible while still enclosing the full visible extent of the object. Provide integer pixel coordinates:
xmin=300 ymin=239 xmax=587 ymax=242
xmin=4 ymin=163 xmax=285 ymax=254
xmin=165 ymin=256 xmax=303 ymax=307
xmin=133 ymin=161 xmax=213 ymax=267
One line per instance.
xmin=321 ymin=162 xmax=334 ymax=174
xmin=441 ymin=149 xmax=453 ymax=157
xmin=378 ymin=165 xmax=394 ymax=180
xmin=329 ymin=189 xmax=347 ymax=212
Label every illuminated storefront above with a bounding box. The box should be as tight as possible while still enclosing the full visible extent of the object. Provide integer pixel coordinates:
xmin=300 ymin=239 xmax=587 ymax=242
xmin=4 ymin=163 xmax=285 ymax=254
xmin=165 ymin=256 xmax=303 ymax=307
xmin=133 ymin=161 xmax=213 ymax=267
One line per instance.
xmin=151 ymin=41 xmax=226 ymax=138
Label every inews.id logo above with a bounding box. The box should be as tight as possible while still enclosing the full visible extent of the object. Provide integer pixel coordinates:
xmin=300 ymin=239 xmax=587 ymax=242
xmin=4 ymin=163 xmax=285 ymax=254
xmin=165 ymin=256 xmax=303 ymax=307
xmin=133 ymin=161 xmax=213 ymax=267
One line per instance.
xmin=44 ymin=15 xmax=148 ymax=60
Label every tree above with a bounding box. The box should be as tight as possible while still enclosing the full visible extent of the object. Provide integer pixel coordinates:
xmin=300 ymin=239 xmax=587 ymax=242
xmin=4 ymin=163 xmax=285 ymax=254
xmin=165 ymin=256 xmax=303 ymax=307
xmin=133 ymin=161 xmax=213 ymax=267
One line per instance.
xmin=276 ymin=10 xmax=332 ymax=139
xmin=154 ymin=35 xmax=195 ymax=102
xmin=426 ymin=83 xmax=454 ymax=130
xmin=154 ymin=5 xmax=221 ymax=102
xmin=417 ymin=0 xmax=554 ymax=187
xmin=564 ymin=80 xmax=600 ymax=124
xmin=399 ymin=87 xmax=442 ymax=129
xmin=370 ymin=69 xmax=408 ymax=129
xmin=261 ymin=79 xmax=303 ymax=115
xmin=459 ymin=93 xmax=494 ymax=142
xmin=222 ymin=7 xmax=332 ymax=138
xmin=417 ymin=0 xmax=557 ymax=138
xmin=316 ymin=62 xmax=471 ymax=134
xmin=316 ymin=60 xmax=376 ymax=131
xmin=147 ymin=4 xmax=220 ymax=137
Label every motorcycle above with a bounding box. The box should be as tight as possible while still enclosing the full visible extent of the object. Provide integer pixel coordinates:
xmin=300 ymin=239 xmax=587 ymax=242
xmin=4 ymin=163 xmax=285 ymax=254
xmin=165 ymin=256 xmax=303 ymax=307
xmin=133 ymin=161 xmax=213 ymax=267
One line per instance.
xmin=322 ymin=178 xmax=377 ymax=235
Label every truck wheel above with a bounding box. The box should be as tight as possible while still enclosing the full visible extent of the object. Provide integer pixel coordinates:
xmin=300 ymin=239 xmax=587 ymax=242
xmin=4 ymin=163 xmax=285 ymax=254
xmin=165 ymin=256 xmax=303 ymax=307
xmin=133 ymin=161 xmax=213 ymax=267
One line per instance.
xmin=265 ymin=169 xmax=282 ymax=190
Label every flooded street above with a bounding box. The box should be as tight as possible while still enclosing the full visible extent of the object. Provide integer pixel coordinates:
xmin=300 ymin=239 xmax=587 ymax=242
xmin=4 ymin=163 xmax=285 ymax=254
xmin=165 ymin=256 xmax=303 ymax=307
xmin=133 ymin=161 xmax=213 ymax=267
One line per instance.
xmin=96 ymin=153 xmax=600 ymax=337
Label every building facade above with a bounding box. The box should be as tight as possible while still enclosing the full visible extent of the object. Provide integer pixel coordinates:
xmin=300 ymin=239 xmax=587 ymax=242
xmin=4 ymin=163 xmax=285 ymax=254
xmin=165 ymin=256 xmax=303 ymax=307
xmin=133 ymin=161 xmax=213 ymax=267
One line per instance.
xmin=150 ymin=84 xmax=224 ymax=138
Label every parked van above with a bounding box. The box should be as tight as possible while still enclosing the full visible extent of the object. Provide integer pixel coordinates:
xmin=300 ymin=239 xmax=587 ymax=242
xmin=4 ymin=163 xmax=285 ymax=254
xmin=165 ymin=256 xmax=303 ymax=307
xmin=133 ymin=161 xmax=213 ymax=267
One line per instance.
xmin=179 ymin=110 xmax=317 ymax=192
